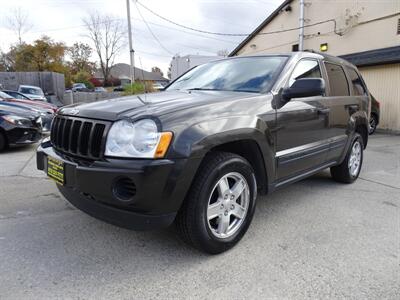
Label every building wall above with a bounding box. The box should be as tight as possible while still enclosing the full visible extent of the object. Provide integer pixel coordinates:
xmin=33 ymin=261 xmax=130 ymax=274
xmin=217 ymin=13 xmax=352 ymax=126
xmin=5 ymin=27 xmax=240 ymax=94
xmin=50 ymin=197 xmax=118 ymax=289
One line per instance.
xmin=237 ymin=0 xmax=400 ymax=56
xmin=359 ymin=64 xmax=400 ymax=132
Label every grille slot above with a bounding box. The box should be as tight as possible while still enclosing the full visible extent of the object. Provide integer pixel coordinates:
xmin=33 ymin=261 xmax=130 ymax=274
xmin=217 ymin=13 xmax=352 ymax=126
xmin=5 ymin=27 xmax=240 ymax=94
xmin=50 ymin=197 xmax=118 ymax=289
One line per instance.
xmin=51 ymin=115 xmax=110 ymax=159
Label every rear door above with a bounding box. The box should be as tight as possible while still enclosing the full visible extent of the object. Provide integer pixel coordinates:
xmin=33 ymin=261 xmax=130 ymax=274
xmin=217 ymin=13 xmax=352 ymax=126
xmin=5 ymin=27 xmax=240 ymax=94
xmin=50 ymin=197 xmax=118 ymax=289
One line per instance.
xmin=322 ymin=62 xmax=367 ymax=161
xmin=275 ymin=58 xmax=331 ymax=180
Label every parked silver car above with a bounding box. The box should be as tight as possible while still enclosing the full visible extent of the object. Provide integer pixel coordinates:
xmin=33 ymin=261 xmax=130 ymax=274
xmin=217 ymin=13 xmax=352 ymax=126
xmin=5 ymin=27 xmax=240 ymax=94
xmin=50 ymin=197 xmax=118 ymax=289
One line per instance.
xmin=18 ymin=85 xmax=47 ymax=102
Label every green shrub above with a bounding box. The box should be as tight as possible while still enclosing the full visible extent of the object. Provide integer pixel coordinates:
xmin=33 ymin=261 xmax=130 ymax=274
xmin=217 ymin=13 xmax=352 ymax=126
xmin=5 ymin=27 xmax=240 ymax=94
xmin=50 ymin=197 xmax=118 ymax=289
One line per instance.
xmin=72 ymin=70 xmax=94 ymax=89
xmin=122 ymin=82 xmax=145 ymax=95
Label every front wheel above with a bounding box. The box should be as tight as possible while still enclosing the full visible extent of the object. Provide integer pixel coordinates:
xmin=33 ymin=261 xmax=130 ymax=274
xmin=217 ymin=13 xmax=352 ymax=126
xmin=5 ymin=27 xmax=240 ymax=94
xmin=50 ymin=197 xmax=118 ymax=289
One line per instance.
xmin=330 ymin=133 xmax=364 ymax=183
xmin=175 ymin=152 xmax=257 ymax=254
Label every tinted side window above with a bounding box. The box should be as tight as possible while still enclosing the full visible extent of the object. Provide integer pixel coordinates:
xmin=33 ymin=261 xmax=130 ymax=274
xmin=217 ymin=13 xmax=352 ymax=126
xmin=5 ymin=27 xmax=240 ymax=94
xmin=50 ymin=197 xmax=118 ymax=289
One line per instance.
xmin=324 ymin=63 xmax=349 ymax=96
xmin=289 ymin=60 xmax=322 ymax=87
xmin=346 ymin=68 xmax=366 ymax=95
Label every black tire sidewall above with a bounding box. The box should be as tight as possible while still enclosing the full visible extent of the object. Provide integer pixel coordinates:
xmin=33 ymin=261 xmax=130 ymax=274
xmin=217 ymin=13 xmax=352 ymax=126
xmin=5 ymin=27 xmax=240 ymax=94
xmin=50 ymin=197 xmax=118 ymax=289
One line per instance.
xmin=0 ymin=132 xmax=6 ymax=152
xmin=369 ymin=115 xmax=377 ymax=134
xmin=193 ymin=156 xmax=257 ymax=252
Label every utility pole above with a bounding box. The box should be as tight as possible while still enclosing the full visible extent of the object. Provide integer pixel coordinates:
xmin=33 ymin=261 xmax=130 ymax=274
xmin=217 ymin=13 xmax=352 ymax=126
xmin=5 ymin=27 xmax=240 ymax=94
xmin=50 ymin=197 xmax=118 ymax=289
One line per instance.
xmin=126 ymin=0 xmax=135 ymax=84
xmin=299 ymin=0 xmax=305 ymax=51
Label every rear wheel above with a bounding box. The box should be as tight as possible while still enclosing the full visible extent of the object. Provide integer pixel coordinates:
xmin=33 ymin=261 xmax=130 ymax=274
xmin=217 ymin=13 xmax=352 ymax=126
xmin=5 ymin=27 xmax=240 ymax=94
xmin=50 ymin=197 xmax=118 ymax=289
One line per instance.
xmin=330 ymin=133 xmax=363 ymax=183
xmin=369 ymin=114 xmax=378 ymax=135
xmin=175 ymin=152 xmax=257 ymax=254
xmin=0 ymin=132 xmax=7 ymax=152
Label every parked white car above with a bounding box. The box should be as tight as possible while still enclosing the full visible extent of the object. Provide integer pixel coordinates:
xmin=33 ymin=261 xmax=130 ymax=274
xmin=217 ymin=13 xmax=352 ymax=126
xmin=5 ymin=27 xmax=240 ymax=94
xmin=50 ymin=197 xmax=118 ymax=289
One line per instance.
xmin=18 ymin=85 xmax=47 ymax=101
xmin=94 ymin=87 xmax=107 ymax=93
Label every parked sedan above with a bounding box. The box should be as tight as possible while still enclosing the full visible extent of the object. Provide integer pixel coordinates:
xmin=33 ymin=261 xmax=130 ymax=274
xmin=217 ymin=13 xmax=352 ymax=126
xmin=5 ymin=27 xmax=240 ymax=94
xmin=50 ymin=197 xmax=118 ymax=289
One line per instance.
xmin=0 ymin=93 xmax=54 ymax=133
xmin=94 ymin=87 xmax=107 ymax=93
xmin=0 ymin=103 xmax=42 ymax=151
xmin=18 ymin=85 xmax=47 ymax=102
xmin=0 ymin=91 xmax=58 ymax=113
xmin=2 ymin=90 xmax=32 ymax=100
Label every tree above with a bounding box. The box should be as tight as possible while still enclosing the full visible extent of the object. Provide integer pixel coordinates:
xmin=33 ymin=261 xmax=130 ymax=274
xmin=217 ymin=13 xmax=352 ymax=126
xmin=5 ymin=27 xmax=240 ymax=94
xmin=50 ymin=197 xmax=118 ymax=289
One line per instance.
xmin=217 ymin=49 xmax=229 ymax=57
xmin=3 ymin=36 xmax=71 ymax=86
xmin=72 ymin=70 xmax=94 ymax=89
xmin=82 ymin=12 xmax=125 ymax=82
xmin=13 ymin=36 xmax=67 ymax=72
xmin=0 ymin=51 xmax=14 ymax=71
xmin=167 ymin=64 xmax=172 ymax=80
xmin=6 ymin=7 xmax=32 ymax=45
xmin=68 ymin=42 xmax=95 ymax=74
xmin=151 ymin=66 xmax=164 ymax=77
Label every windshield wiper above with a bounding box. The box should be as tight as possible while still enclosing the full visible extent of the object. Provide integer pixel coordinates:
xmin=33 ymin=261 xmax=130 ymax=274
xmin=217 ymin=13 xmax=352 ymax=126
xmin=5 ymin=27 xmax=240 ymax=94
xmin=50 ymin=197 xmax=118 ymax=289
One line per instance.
xmin=187 ymin=88 xmax=218 ymax=91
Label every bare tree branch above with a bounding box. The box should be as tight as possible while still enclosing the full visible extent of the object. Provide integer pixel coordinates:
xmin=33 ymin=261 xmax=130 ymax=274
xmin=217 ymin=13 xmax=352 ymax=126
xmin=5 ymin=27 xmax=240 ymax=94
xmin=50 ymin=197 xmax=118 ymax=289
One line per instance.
xmin=6 ymin=7 xmax=33 ymax=45
xmin=82 ymin=12 xmax=126 ymax=83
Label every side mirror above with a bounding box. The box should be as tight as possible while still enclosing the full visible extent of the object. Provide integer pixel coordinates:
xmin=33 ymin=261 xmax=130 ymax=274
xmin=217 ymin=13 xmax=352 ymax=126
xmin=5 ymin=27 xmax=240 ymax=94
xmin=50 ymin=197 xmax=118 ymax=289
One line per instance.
xmin=281 ymin=78 xmax=325 ymax=102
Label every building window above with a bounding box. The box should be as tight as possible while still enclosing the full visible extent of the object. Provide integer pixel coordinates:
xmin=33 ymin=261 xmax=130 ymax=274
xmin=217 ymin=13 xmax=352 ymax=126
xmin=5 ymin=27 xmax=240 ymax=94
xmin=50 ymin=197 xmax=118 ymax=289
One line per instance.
xmin=292 ymin=44 xmax=299 ymax=52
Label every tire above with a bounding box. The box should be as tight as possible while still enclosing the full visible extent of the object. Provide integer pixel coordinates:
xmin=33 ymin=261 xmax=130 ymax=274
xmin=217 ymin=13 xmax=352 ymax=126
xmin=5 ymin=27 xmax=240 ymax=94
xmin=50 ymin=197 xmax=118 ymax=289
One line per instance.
xmin=0 ymin=132 xmax=7 ymax=152
xmin=175 ymin=151 xmax=257 ymax=254
xmin=369 ymin=114 xmax=378 ymax=135
xmin=330 ymin=133 xmax=363 ymax=183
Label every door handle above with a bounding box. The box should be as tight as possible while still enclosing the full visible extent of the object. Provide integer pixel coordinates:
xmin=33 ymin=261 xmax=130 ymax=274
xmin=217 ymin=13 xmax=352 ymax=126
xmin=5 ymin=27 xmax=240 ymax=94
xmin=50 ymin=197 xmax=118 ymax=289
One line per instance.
xmin=346 ymin=104 xmax=359 ymax=115
xmin=346 ymin=104 xmax=359 ymax=111
xmin=317 ymin=108 xmax=330 ymax=115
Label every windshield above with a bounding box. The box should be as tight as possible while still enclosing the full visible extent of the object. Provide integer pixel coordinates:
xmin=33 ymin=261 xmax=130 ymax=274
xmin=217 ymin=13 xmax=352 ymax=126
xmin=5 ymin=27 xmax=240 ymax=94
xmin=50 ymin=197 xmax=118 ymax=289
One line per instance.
xmin=20 ymin=87 xmax=44 ymax=95
xmin=0 ymin=91 xmax=13 ymax=99
xmin=167 ymin=56 xmax=287 ymax=93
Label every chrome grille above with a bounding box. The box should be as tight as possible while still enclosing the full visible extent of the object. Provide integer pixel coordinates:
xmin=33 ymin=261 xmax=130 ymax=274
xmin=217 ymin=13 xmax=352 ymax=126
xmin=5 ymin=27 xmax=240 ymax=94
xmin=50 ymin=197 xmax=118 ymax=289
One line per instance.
xmin=50 ymin=115 xmax=110 ymax=159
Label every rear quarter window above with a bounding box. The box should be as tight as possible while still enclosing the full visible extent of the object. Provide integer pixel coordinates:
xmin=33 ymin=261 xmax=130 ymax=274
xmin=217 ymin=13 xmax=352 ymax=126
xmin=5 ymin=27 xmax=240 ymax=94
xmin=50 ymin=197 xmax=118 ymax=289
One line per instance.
xmin=346 ymin=67 xmax=367 ymax=96
xmin=324 ymin=62 xmax=349 ymax=96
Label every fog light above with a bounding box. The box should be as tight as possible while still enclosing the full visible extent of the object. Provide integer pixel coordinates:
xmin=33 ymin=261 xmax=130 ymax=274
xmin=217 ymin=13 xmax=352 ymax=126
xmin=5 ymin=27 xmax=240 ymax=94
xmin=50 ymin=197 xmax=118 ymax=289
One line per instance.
xmin=112 ymin=177 xmax=136 ymax=201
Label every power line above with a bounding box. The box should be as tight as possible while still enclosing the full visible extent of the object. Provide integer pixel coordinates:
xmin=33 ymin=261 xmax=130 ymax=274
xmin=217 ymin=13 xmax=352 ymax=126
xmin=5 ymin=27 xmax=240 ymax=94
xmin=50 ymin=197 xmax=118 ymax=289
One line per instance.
xmin=136 ymin=1 xmax=343 ymax=37
xmin=136 ymin=1 xmax=249 ymax=36
xmin=134 ymin=1 xmax=174 ymax=56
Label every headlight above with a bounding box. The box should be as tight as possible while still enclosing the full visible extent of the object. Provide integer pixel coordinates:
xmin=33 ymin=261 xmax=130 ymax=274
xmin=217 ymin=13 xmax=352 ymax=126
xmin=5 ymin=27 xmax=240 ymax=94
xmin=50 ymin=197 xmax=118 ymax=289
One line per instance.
xmin=105 ymin=119 xmax=172 ymax=158
xmin=2 ymin=115 xmax=32 ymax=126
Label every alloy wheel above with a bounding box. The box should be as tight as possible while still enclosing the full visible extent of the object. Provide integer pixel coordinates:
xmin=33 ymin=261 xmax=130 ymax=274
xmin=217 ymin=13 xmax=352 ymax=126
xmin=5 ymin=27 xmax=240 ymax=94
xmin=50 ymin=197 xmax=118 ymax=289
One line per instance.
xmin=348 ymin=141 xmax=362 ymax=177
xmin=206 ymin=172 xmax=250 ymax=239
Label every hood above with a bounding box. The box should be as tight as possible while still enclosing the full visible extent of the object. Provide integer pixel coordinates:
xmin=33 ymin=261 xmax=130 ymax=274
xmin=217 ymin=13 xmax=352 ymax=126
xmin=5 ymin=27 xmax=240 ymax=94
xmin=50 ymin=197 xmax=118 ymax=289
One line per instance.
xmin=5 ymin=99 xmax=55 ymax=113
xmin=23 ymin=94 xmax=46 ymax=100
xmin=60 ymin=90 xmax=258 ymax=121
xmin=0 ymin=103 xmax=40 ymax=119
xmin=24 ymin=99 xmax=56 ymax=111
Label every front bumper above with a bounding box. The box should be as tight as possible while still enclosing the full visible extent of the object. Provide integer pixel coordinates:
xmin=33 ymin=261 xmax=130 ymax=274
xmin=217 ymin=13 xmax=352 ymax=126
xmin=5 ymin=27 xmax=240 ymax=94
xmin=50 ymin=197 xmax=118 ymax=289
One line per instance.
xmin=7 ymin=127 xmax=42 ymax=145
xmin=36 ymin=143 xmax=201 ymax=230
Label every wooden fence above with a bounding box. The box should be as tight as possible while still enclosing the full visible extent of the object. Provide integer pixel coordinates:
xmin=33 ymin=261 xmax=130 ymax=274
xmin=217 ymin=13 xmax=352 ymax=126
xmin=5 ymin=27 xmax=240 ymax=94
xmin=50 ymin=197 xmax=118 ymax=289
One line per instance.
xmin=0 ymin=72 xmax=65 ymax=100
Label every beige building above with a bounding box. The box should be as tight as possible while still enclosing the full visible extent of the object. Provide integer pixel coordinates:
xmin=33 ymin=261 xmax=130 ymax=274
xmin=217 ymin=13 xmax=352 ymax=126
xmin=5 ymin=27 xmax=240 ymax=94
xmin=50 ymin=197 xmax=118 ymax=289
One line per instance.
xmin=230 ymin=0 xmax=400 ymax=132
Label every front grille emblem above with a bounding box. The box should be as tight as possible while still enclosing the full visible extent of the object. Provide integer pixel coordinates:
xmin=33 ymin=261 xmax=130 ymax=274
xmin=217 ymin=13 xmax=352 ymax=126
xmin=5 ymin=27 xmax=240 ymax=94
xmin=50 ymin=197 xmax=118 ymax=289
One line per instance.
xmin=69 ymin=108 xmax=80 ymax=115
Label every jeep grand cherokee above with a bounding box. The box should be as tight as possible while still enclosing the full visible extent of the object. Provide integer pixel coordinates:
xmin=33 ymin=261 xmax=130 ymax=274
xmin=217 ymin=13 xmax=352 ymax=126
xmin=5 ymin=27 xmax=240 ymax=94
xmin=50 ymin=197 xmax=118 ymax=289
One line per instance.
xmin=37 ymin=52 xmax=370 ymax=254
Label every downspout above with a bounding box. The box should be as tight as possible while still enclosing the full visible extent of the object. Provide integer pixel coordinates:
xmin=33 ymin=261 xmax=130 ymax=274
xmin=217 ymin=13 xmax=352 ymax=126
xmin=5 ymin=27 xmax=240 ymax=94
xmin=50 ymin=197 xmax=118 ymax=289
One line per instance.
xmin=299 ymin=0 xmax=305 ymax=51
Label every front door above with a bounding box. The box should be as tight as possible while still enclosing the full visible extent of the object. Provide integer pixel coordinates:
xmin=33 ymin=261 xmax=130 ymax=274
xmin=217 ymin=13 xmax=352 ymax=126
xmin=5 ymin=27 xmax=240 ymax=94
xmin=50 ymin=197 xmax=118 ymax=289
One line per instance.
xmin=275 ymin=59 xmax=331 ymax=180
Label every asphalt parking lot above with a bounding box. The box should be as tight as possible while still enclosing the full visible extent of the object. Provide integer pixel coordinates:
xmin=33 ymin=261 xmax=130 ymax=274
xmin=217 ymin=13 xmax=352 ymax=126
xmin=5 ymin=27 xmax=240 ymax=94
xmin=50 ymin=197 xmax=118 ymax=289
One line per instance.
xmin=0 ymin=134 xmax=399 ymax=299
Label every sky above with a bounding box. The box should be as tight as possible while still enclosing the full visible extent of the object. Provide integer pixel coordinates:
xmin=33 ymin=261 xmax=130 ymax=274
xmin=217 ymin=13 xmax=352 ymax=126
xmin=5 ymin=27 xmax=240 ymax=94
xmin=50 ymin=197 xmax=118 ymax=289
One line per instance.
xmin=0 ymin=0 xmax=284 ymax=76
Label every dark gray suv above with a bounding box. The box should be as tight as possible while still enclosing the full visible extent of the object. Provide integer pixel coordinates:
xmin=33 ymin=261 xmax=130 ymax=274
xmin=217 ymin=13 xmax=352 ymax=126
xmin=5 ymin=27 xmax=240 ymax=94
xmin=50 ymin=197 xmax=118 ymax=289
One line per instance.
xmin=37 ymin=52 xmax=370 ymax=254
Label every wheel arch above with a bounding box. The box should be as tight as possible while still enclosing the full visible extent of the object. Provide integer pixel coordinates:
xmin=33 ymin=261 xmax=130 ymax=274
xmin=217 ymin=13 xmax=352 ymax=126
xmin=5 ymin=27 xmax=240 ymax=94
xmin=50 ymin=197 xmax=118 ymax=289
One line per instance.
xmin=210 ymin=139 xmax=269 ymax=195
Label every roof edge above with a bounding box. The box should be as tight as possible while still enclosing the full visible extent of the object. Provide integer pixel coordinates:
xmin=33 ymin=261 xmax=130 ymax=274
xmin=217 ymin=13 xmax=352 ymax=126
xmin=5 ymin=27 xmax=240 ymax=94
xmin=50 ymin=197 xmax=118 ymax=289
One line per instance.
xmin=228 ymin=0 xmax=293 ymax=57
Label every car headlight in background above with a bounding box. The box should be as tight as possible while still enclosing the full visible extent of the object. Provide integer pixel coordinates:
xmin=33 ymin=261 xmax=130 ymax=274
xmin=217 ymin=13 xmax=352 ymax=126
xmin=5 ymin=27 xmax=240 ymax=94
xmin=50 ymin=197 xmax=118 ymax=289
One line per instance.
xmin=105 ymin=119 xmax=173 ymax=158
xmin=2 ymin=115 xmax=32 ymax=127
